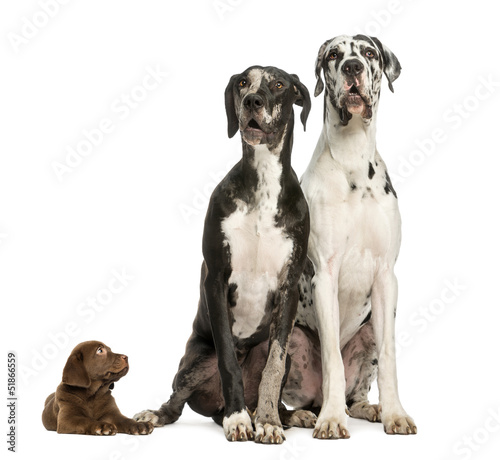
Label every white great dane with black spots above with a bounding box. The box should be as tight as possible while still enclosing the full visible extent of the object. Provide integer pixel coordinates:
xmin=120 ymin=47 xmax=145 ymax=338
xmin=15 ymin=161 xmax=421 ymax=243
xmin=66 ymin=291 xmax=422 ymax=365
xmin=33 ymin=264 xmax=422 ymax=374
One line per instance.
xmin=282 ymin=35 xmax=417 ymax=438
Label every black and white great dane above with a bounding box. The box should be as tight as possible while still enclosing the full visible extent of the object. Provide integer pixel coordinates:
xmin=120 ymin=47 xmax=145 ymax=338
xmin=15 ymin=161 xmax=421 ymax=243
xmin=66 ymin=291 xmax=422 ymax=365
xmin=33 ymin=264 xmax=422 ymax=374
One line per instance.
xmin=135 ymin=66 xmax=314 ymax=443
xmin=282 ymin=35 xmax=417 ymax=438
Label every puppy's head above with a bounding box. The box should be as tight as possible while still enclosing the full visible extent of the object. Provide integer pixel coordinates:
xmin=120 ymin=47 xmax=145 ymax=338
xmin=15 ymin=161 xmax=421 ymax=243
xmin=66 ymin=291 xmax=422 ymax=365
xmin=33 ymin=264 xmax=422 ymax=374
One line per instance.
xmin=224 ymin=66 xmax=311 ymax=147
xmin=62 ymin=341 xmax=129 ymax=389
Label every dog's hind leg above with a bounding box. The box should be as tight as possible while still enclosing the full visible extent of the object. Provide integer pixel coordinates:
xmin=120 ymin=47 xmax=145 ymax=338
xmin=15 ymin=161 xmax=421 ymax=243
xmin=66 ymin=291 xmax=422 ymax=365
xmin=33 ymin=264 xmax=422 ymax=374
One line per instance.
xmin=342 ymin=320 xmax=381 ymax=423
xmin=134 ymin=332 xmax=220 ymax=427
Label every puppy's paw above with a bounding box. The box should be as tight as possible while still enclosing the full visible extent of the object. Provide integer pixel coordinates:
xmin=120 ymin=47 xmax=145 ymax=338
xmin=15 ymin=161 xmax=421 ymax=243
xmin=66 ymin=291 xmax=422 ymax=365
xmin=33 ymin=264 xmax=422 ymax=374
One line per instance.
xmin=92 ymin=422 xmax=117 ymax=436
xmin=125 ymin=421 xmax=155 ymax=435
xmin=223 ymin=410 xmax=254 ymax=442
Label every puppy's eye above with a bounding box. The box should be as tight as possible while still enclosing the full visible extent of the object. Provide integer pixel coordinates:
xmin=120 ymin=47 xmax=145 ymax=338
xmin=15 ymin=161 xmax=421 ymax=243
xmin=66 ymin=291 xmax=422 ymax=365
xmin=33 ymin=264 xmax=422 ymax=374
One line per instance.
xmin=328 ymin=52 xmax=338 ymax=60
xmin=96 ymin=347 xmax=104 ymax=354
xmin=275 ymin=81 xmax=284 ymax=89
xmin=238 ymin=79 xmax=247 ymax=88
xmin=365 ymin=50 xmax=375 ymax=58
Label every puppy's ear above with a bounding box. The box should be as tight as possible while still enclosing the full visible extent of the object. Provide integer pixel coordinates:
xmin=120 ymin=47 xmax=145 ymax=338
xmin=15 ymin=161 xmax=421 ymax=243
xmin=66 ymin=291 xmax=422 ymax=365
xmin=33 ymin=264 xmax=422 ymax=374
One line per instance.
xmin=370 ymin=36 xmax=401 ymax=93
xmin=62 ymin=352 xmax=91 ymax=388
xmin=290 ymin=74 xmax=311 ymax=131
xmin=314 ymin=39 xmax=330 ymax=97
xmin=224 ymin=74 xmax=240 ymax=138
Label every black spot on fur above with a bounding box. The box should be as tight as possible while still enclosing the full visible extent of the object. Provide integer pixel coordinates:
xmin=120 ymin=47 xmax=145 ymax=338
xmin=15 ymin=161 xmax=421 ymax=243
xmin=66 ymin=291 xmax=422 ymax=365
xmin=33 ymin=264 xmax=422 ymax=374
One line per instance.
xmin=371 ymin=359 xmax=378 ymax=366
xmin=384 ymin=171 xmax=397 ymax=198
xmin=368 ymin=162 xmax=375 ymax=179
xmin=360 ymin=311 xmax=372 ymax=326
xmin=350 ymin=183 xmax=357 ymax=191
xmin=228 ymin=283 xmax=238 ymax=307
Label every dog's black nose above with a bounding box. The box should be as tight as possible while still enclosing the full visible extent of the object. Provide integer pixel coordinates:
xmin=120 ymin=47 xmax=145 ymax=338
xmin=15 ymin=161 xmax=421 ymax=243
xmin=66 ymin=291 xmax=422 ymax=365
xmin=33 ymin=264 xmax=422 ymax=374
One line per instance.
xmin=342 ymin=59 xmax=364 ymax=77
xmin=244 ymin=94 xmax=264 ymax=111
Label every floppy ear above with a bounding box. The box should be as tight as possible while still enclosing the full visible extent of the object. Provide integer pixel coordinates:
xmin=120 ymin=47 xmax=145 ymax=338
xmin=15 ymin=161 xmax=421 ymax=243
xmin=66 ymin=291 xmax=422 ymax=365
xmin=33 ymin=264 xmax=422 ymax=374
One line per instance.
xmin=62 ymin=352 xmax=91 ymax=388
xmin=224 ymin=74 xmax=240 ymax=138
xmin=314 ymin=39 xmax=330 ymax=97
xmin=290 ymin=74 xmax=311 ymax=131
xmin=370 ymin=36 xmax=401 ymax=93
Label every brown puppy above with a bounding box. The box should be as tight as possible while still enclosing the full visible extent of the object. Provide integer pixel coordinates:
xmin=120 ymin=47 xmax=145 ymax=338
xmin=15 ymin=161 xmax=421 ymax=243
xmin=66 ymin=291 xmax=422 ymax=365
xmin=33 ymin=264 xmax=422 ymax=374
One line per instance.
xmin=42 ymin=341 xmax=154 ymax=435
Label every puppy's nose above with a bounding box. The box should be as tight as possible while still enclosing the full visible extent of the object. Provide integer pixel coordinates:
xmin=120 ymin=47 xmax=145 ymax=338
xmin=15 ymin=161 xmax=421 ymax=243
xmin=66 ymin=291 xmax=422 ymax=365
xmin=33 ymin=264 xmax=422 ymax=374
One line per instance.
xmin=244 ymin=94 xmax=264 ymax=111
xmin=342 ymin=59 xmax=364 ymax=77
xmin=121 ymin=355 xmax=128 ymax=362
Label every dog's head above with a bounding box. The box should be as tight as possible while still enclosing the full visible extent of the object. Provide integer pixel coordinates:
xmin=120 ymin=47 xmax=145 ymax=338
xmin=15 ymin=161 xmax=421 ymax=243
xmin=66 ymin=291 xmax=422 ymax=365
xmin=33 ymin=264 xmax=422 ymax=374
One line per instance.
xmin=314 ymin=35 xmax=401 ymax=125
xmin=224 ymin=66 xmax=311 ymax=146
xmin=62 ymin=341 xmax=129 ymax=389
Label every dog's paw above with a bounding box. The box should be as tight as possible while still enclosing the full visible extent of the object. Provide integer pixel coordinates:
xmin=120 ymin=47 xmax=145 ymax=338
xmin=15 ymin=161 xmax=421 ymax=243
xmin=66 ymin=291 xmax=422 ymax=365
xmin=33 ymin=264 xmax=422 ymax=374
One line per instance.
xmin=133 ymin=410 xmax=162 ymax=427
xmin=283 ymin=409 xmax=317 ymax=428
xmin=348 ymin=402 xmax=381 ymax=423
xmin=313 ymin=414 xmax=350 ymax=439
xmin=254 ymin=422 xmax=285 ymax=444
xmin=125 ymin=421 xmax=155 ymax=435
xmin=92 ymin=422 xmax=117 ymax=436
xmin=223 ymin=410 xmax=254 ymax=442
xmin=382 ymin=413 xmax=417 ymax=435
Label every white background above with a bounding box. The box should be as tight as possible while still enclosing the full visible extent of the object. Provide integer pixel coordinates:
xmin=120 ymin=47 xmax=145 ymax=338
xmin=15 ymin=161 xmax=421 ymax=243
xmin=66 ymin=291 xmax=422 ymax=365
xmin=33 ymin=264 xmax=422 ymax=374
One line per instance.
xmin=1 ymin=1 xmax=499 ymax=459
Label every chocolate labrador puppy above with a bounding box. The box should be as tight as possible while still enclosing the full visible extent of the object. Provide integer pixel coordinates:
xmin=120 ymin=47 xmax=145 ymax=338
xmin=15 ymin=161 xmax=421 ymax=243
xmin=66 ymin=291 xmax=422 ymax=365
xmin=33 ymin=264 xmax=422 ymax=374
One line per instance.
xmin=42 ymin=341 xmax=154 ymax=435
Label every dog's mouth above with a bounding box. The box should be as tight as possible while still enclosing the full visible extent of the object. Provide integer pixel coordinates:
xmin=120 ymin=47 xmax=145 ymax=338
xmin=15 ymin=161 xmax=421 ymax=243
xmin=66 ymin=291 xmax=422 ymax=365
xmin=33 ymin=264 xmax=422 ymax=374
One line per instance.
xmin=105 ymin=365 xmax=129 ymax=381
xmin=340 ymin=82 xmax=372 ymax=120
xmin=345 ymin=84 xmax=364 ymax=107
xmin=241 ymin=116 xmax=278 ymax=146
xmin=244 ymin=117 xmax=266 ymax=132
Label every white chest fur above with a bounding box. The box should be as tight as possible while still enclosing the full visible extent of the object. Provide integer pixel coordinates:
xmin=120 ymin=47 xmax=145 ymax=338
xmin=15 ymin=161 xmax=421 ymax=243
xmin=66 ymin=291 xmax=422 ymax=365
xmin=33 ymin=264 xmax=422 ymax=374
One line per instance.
xmin=221 ymin=146 xmax=294 ymax=339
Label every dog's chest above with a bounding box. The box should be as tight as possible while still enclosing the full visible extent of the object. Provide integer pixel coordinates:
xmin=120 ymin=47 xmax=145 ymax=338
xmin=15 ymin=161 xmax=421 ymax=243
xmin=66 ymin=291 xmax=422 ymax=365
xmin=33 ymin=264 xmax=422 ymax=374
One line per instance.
xmin=301 ymin=147 xmax=401 ymax=343
xmin=222 ymin=148 xmax=293 ymax=339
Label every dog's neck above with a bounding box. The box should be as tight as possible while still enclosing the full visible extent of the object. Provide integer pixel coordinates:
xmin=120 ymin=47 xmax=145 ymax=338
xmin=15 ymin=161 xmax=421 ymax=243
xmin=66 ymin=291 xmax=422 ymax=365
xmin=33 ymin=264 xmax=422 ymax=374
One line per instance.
xmin=322 ymin=97 xmax=378 ymax=171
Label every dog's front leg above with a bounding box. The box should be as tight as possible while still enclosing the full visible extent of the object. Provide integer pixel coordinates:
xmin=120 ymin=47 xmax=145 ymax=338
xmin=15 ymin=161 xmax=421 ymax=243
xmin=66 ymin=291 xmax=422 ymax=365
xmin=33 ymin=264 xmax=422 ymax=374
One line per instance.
xmin=204 ymin=270 xmax=254 ymax=442
xmin=371 ymin=269 xmax=417 ymax=435
xmin=254 ymin=279 xmax=299 ymax=444
xmin=311 ymin=258 xmax=350 ymax=439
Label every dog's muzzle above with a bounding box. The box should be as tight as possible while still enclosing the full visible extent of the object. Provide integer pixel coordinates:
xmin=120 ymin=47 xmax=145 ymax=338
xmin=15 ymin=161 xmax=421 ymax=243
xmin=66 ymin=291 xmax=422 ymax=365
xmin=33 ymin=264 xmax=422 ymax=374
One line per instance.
xmin=339 ymin=59 xmax=372 ymax=119
xmin=240 ymin=94 xmax=277 ymax=146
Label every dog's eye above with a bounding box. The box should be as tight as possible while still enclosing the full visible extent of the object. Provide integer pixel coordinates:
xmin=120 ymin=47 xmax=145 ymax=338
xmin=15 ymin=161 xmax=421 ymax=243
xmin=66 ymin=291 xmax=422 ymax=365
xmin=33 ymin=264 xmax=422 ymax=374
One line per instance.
xmin=96 ymin=347 xmax=104 ymax=354
xmin=328 ymin=52 xmax=338 ymax=60
xmin=365 ymin=50 xmax=375 ymax=59
xmin=238 ymin=79 xmax=247 ymax=88
xmin=275 ymin=81 xmax=284 ymax=89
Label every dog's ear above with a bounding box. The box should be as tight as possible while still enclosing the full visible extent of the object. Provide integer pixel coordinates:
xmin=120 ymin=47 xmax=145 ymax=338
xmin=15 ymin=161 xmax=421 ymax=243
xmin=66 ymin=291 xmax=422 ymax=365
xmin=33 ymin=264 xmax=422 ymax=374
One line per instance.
xmin=62 ymin=352 xmax=91 ymax=388
xmin=314 ymin=39 xmax=331 ymax=97
xmin=370 ymin=36 xmax=401 ymax=93
xmin=224 ymin=74 xmax=240 ymax=138
xmin=290 ymin=74 xmax=311 ymax=131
